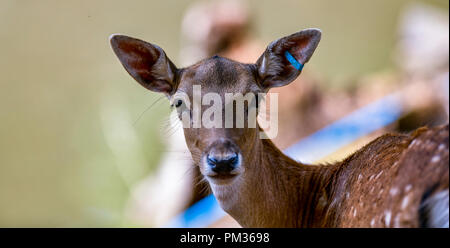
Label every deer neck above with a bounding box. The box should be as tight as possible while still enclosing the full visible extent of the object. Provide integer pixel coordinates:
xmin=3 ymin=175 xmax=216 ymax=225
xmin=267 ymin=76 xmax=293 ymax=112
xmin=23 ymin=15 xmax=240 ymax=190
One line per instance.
xmin=209 ymin=133 xmax=338 ymax=227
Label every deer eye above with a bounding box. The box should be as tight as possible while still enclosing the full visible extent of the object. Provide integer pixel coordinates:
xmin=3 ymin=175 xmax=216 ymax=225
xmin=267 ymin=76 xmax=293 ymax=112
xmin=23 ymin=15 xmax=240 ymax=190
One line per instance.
xmin=174 ymin=99 xmax=183 ymax=108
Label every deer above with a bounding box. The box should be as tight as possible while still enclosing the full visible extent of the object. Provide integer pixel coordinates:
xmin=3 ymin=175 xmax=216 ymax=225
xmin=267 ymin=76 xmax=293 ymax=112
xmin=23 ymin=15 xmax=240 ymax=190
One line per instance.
xmin=109 ymin=28 xmax=449 ymax=228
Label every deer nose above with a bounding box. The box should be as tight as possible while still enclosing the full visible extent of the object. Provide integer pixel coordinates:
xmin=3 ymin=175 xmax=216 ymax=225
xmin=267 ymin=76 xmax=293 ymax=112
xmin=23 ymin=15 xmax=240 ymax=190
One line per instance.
xmin=206 ymin=152 xmax=239 ymax=174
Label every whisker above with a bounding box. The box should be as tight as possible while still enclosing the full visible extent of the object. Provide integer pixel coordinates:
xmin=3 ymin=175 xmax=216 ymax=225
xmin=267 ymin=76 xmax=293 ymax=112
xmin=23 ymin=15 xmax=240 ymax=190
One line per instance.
xmin=163 ymin=121 xmax=182 ymax=138
xmin=133 ymin=95 xmax=166 ymax=126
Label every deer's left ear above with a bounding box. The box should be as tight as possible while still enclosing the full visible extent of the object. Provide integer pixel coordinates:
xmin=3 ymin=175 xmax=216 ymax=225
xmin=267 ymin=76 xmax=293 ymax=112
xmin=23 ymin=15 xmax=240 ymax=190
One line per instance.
xmin=255 ymin=28 xmax=321 ymax=89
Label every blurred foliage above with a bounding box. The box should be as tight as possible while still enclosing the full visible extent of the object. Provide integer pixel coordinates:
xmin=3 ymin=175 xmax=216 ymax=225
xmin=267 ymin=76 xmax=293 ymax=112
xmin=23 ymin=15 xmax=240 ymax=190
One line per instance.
xmin=0 ymin=0 xmax=448 ymax=227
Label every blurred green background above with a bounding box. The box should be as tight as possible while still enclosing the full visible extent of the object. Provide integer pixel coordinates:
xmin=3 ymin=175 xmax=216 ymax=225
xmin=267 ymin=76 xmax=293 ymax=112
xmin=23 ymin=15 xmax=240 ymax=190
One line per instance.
xmin=0 ymin=0 xmax=448 ymax=227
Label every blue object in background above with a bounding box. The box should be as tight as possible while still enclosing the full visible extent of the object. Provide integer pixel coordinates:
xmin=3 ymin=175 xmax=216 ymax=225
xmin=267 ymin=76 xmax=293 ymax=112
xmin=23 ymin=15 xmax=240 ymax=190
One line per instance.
xmin=284 ymin=92 xmax=403 ymax=163
xmin=164 ymin=194 xmax=226 ymax=228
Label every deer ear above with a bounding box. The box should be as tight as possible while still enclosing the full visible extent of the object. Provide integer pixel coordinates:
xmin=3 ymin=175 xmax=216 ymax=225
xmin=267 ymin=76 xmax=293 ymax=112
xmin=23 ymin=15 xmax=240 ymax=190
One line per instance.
xmin=110 ymin=34 xmax=178 ymax=95
xmin=255 ymin=28 xmax=321 ymax=89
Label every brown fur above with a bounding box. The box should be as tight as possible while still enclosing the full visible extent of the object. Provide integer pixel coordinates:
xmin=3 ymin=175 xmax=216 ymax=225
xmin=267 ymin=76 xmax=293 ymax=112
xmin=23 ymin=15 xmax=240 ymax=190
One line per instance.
xmin=201 ymin=124 xmax=448 ymax=227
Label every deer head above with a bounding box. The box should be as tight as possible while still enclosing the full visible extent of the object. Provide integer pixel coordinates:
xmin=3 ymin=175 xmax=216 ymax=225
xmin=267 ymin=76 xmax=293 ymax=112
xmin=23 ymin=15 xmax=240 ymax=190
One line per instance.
xmin=110 ymin=28 xmax=321 ymax=188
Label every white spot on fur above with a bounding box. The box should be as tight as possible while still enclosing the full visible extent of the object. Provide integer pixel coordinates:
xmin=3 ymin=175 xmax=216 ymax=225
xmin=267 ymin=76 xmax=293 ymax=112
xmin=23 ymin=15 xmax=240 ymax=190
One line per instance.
xmin=369 ymin=175 xmax=375 ymax=181
xmin=401 ymin=195 xmax=410 ymax=210
xmin=346 ymin=192 xmax=350 ymax=199
xmin=370 ymin=218 xmax=376 ymax=227
xmin=431 ymin=155 xmax=440 ymax=163
xmin=353 ymin=208 xmax=357 ymax=217
xmin=390 ymin=187 xmax=399 ymax=196
xmin=405 ymin=184 xmax=412 ymax=192
xmin=358 ymin=174 xmax=362 ymax=181
xmin=438 ymin=144 xmax=445 ymax=151
xmin=384 ymin=211 xmax=392 ymax=227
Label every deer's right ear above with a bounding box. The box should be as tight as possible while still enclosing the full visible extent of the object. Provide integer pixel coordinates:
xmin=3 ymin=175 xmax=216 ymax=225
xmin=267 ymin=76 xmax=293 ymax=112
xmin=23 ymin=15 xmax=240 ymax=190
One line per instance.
xmin=110 ymin=34 xmax=178 ymax=95
xmin=255 ymin=28 xmax=321 ymax=89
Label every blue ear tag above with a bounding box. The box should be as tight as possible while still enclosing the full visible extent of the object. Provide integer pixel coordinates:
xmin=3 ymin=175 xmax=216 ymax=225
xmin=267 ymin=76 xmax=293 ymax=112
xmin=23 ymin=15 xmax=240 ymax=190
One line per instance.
xmin=285 ymin=51 xmax=304 ymax=71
